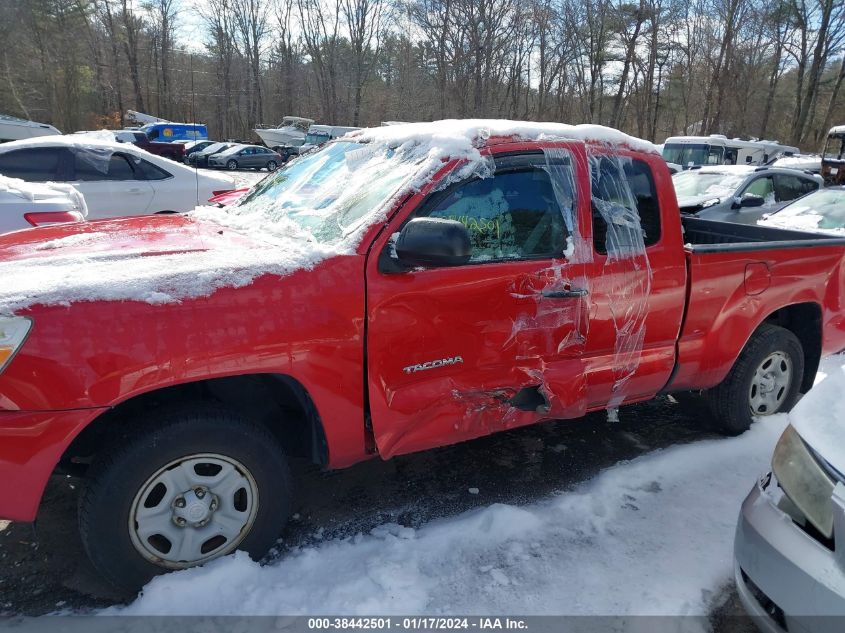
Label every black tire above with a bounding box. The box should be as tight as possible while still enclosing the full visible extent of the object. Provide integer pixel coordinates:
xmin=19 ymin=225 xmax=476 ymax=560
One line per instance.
xmin=266 ymin=160 xmax=278 ymax=172
xmin=706 ymin=323 xmax=804 ymax=435
xmin=226 ymin=159 xmax=238 ymax=170
xmin=78 ymin=402 xmax=292 ymax=593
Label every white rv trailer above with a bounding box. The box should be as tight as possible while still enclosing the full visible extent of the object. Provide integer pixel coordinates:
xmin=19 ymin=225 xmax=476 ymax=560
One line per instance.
xmin=661 ymin=134 xmax=799 ymax=169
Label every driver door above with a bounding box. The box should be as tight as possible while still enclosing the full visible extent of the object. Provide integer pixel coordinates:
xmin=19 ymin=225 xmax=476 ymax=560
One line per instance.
xmin=365 ymin=144 xmax=594 ymax=458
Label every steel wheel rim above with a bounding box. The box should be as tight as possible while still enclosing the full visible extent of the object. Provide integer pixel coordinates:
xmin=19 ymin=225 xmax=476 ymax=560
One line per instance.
xmin=128 ymin=453 xmax=259 ymax=569
xmin=748 ymin=351 xmax=793 ymax=416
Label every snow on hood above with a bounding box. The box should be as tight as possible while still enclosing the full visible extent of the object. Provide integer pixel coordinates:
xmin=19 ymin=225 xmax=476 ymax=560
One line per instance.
xmin=0 ymin=214 xmax=343 ymax=314
xmin=791 ymin=358 xmax=845 ymax=476
xmin=676 ymin=193 xmax=724 ymax=209
xmin=759 ymin=208 xmax=845 ymax=235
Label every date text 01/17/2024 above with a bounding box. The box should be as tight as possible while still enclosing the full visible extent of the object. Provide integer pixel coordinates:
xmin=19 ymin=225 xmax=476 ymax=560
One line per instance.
xmin=307 ymin=618 xmax=528 ymax=630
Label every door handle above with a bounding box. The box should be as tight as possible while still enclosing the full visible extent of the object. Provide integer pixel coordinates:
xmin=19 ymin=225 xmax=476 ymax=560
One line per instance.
xmin=541 ymin=288 xmax=589 ymax=299
xmin=127 ymin=187 xmax=146 ymax=194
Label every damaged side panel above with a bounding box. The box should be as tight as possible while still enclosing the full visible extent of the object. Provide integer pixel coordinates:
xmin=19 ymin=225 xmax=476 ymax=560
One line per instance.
xmin=364 ymin=138 xmax=682 ymax=459
xmin=365 ymin=142 xmax=595 ymax=458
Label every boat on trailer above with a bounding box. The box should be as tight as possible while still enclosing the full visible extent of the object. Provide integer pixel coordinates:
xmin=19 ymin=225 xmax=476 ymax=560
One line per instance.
xmin=254 ymin=116 xmax=314 ymax=150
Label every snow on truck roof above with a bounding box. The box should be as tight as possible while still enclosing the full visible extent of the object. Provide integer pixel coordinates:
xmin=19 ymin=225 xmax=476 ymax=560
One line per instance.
xmin=0 ymin=120 xmax=656 ymax=314
xmin=350 ymin=119 xmax=660 ymax=156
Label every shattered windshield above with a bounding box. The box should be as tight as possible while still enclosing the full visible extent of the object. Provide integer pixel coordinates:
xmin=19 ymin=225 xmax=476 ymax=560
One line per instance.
xmin=229 ymin=141 xmax=422 ymax=245
xmin=672 ymin=171 xmax=746 ymax=198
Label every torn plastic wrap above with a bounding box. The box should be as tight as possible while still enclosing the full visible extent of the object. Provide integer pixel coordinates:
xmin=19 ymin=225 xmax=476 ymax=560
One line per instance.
xmin=587 ymin=150 xmax=654 ymax=408
xmin=494 ymin=147 xmax=593 ymax=420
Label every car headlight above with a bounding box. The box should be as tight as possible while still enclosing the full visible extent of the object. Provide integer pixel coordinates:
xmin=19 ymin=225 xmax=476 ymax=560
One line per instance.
xmin=772 ymin=424 xmax=836 ymax=538
xmin=0 ymin=316 xmax=32 ymax=374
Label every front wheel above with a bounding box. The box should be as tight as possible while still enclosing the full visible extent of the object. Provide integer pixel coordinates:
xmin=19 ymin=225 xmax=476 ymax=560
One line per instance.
xmin=226 ymin=159 xmax=238 ymax=170
xmin=266 ymin=160 xmax=278 ymax=172
xmin=706 ymin=323 xmax=804 ymax=435
xmin=78 ymin=403 xmax=292 ymax=592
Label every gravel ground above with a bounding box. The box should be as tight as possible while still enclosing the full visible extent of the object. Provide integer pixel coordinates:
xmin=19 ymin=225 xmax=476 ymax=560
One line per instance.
xmin=0 ymin=395 xmax=758 ymax=629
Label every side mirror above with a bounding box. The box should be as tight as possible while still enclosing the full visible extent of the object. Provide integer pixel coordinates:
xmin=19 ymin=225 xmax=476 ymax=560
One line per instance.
xmin=395 ymin=218 xmax=471 ymax=268
xmin=736 ymin=193 xmax=765 ymax=209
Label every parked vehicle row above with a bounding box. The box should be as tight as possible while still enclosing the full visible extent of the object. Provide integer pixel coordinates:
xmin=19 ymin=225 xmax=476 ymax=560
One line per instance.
xmin=0 ymin=135 xmax=234 ymax=220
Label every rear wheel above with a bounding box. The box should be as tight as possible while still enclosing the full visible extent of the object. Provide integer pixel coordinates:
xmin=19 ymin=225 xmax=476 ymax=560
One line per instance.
xmin=706 ymin=323 xmax=804 ymax=435
xmin=78 ymin=403 xmax=292 ymax=592
xmin=226 ymin=159 xmax=238 ymax=170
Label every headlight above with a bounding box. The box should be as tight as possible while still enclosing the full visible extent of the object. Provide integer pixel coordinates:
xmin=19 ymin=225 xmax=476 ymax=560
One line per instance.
xmin=0 ymin=316 xmax=32 ymax=374
xmin=772 ymin=424 xmax=835 ymax=538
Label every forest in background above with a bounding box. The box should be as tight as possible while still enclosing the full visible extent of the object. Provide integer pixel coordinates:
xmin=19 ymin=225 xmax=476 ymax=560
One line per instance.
xmin=1 ymin=0 xmax=843 ymax=150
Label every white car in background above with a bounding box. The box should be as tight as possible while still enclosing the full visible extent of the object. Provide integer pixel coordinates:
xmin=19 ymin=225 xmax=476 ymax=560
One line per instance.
xmin=0 ymin=133 xmax=234 ymax=220
xmin=0 ymin=174 xmax=86 ymax=235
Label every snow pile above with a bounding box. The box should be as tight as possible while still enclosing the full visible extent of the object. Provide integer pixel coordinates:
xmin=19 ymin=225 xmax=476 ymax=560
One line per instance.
xmin=791 ymin=361 xmax=845 ymax=476
xmin=110 ymin=408 xmax=794 ymax=617
xmin=770 ymin=154 xmax=821 ymax=170
xmin=0 ymin=174 xmax=87 ymax=217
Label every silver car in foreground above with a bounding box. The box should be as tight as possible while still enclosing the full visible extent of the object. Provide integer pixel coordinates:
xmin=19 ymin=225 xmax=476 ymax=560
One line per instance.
xmin=735 ymin=410 xmax=845 ymax=630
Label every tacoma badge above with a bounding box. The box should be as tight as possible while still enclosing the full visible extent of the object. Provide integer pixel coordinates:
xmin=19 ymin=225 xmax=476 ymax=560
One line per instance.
xmin=403 ymin=356 xmax=464 ymax=374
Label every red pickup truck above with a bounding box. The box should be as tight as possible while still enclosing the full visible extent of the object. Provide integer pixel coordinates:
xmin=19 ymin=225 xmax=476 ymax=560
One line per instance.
xmin=2 ymin=121 xmax=845 ymax=591
xmin=114 ymin=129 xmax=186 ymax=162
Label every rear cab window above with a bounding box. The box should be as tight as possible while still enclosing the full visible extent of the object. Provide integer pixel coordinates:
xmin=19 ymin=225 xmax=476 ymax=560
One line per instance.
xmin=589 ymin=154 xmax=661 ymax=254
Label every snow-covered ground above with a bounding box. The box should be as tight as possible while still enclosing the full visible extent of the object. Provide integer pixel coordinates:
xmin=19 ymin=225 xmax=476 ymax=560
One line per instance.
xmin=107 ymin=357 xmax=843 ymax=618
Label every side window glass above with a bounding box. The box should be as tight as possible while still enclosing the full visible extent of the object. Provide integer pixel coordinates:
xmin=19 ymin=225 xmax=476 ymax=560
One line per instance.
xmin=74 ymin=152 xmax=136 ymax=181
xmin=590 ymin=156 xmax=661 ymax=254
xmin=134 ymin=157 xmax=171 ymax=181
xmin=107 ymin=154 xmax=136 ymax=180
xmin=744 ymin=176 xmax=774 ymax=204
xmin=0 ymin=148 xmax=61 ymax=181
xmin=773 ymin=174 xmax=808 ymax=203
xmin=424 ymin=168 xmax=569 ymax=262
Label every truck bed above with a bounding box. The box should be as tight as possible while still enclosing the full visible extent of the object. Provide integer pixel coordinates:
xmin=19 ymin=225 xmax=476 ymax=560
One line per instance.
xmin=671 ymin=216 xmax=845 ymax=393
xmin=682 ymin=216 xmax=845 ymax=252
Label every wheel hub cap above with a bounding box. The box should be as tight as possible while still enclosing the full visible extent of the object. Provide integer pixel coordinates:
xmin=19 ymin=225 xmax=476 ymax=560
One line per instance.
xmin=749 ymin=351 xmax=792 ymax=416
xmin=172 ymin=487 xmax=218 ymax=528
xmin=129 ymin=454 xmax=259 ymax=569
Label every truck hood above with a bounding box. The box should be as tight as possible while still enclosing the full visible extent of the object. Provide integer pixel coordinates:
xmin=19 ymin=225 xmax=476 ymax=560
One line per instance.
xmin=0 ymin=213 xmax=344 ymax=315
